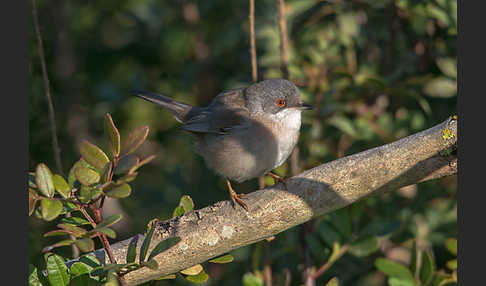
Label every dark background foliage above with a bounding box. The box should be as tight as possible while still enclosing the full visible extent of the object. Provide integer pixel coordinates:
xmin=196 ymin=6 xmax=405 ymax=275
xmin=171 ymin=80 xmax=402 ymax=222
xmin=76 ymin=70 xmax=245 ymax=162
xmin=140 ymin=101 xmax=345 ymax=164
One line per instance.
xmin=29 ymin=0 xmax=457 ymax=285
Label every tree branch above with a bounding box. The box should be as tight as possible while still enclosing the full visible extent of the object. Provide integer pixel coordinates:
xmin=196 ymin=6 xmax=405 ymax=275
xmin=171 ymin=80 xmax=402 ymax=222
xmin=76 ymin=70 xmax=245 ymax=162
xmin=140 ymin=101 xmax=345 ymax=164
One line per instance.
xmin=74 ymin=117 xmax=457 ymax=285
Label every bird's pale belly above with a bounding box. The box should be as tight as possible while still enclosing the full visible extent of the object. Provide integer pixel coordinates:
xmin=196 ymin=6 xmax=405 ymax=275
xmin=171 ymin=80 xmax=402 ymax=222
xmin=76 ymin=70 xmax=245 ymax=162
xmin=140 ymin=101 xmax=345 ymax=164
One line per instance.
xmin=195 ymin=113 xmax=301 ymax=182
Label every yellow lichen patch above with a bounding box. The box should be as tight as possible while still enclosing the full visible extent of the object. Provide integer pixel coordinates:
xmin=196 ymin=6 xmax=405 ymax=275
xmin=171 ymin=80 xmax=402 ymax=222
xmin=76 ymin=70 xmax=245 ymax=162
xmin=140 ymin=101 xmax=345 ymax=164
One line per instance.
xmin=442 ymin=128 xmax=456 ymax=140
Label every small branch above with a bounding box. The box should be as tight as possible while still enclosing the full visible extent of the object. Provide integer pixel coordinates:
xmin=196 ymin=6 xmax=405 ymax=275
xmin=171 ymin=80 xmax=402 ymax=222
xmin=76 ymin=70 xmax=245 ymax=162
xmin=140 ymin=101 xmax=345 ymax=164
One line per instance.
xmin=69 ymin=117 xmax=457 ymax=285
xmin=277 ymin=0 xmax=290 ymax=79
xmin=311 ymin=245 xmax=349 ymax=280
xmin=31 ymin=0 xmax=63 ymax=176
xmin=249 ymin=0 xmax=258 ymax=82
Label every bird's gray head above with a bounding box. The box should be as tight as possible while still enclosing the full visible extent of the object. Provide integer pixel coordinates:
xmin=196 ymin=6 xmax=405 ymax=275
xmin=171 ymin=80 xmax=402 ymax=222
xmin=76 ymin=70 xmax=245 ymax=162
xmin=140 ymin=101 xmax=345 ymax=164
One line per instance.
xmin=244 ymin=79 xmax=312 ymax=114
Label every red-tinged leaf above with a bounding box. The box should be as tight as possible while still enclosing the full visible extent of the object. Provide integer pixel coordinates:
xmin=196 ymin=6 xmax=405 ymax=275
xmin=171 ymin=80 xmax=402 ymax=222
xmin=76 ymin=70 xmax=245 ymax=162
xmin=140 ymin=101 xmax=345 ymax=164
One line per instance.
xmin=96 ymin=214 xmax=123 ymax=229
xmin=57 ymin=223 xmax=88 ymax=237
xmin=116 ymin=172 xmax=138 ymax=184
xmin=52 ymin=175 xmax=71 ymax=199
xmin=104 ymin=114 xmax=121 ymax=157
xmin=41 ymin=198 xmax=63 ymax=221
xmin=95 ymin=227 xmax=117 ymax=239
xmin=129 ymin=155 xmax=156 ymax=173
xmin=114 ymin=154 xmax=139 ymax=175
xmin=121 ymin=125 xmax=149 ymax=155
xmin=44 ymin=230 xmax=75 ymax=237
xmin=36 ymin=163 xmax=55 ymax=198
xmin=101 ymin=162 xmax=113 ymax=183
xmin=75 ymin=167 xmax=100 ymax=186
xmin=42 ymin=239 xmax=75 ymax=253
xmin=79 ymin=140 xmax=110 ymax=170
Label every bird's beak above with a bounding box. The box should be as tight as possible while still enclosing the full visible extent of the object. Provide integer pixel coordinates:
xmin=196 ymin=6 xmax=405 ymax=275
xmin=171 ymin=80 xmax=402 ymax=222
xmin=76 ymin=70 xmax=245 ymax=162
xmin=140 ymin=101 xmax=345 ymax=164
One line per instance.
xmin=298 ymin=103 xmax=314 ymax=110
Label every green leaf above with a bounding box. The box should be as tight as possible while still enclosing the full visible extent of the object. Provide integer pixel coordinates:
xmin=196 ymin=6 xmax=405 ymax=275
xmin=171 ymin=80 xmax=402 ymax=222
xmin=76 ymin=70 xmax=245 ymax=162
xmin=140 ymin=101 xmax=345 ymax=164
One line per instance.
xmin=360 ymin=220 xmax=400 ymax=237
xmin=68 ymin=159 xmax=90 ymax=187
xmin=75 ymin=237 xmax=95 ymax=252
xmin=185 ymin=269 xmax=209 ymax=283
xmin=44 ymin=230 xmax=74 ymax=237
xmin=121 ymin=125 xmax=149 ymax=156
xmin=423 ymin=77 xmax=457 ymax=98
xmin=388 ymin=277 xmax=418 ymax=286
xmin=436 ymin=57 xmax=457 ymax=79
xmin=329 ymin=208 xmax=352 ymax=241
xmin=60 ymin=216 xmax=90 ymax=226
xmin=105 ymin=183 xmax=131 ymax=198
xmin=172 ymin=205 xmax=185 ymax=218
xmin=209 ymin=253 xmax=234 ymax=264
xmin=419 ymin=251 xmax=435 ymax=286
xmin=29 ymin=264 xmax=43 ymax=286
xmin=446 ymin=259 xmax=457 ymax=270
xmin=70 ymin=261 xmax=92 ymax=277
xmin=142 ymin=259 xmax=158 ymax=270
xmin=139 ymin=221 xmax=156 ymax=263
xmin=29 ymin=172 xmax=37 ymax=188
xmin=42 ymin=240 xmax=75 ymax=253
xmin=410 ymin=241 xmax=418 ymax=276
xmin=75 ymin=167 xmax=100 ymax=186
xmin=147 ymin=237 xmax=181 ymax=261
xmin=348 ymin=236 xmax=380 ymax=257
xmin=126 ymin=236 xmax=139 ymax=263
xmin=58 ymin=223 xmax=88 ymax=237
xmin=114 ymin=154 xmax=139 ymax=175
xmin=36 ymin=163 xmax=55 ymax=198
xmin=46 ymin=253 xmax=70 ymax=286
xmin=104 ymin=113 xmax=121 ymax=157
xmin=305 ymin=233 xmax=330 ymax=261
xmin=79 ymin=140 xmax=110 ymax=171
xmin=29 ymin=188 xmax=38 ymax=216
xmin=101 ymin=161 xmax=113 ymax=183
xmin=179 ymin=195 xmax=194 ymax=212
xmin=78 ymin=254 xmax=103 ymax=269
xmin=318 ymin=221 xmax=342 ymax=247
xmin=41 ymin=198 xmax=63 ymax=221
xmin=375 ymin=258 xmax=415 ymax=282
xmin=93 ymin=227 xmax=117 ymax=239
xmin=70 ymin=261 xmax=100 ymax=285
xmin=242 ymin=272 xmax=264 ymax=286
xmin=155 ymin=274 xmax=176 ymax=280
xmin=180 ymin=264 xmax=203 ymax=275
xmin=95 ymin=214 xmax=123 ymax=229
xmin=115 ymin=172 xmax=138 ymax=184
xmin=90 ymin=264 xmax=126 ymax=277
xmin=326 ymin=277 xmax=339 ymax=286
xmin=52 ymin=175 xmax=70 ymax=199
xmin=445 ymin=238 xmax=457 ymax=256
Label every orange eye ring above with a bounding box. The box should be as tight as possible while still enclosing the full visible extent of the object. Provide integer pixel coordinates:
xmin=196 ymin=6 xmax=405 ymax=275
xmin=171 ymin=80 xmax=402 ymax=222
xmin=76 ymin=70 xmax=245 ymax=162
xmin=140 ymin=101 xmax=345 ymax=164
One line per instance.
xmin=275 ymin=98 xmax=286 ymax=108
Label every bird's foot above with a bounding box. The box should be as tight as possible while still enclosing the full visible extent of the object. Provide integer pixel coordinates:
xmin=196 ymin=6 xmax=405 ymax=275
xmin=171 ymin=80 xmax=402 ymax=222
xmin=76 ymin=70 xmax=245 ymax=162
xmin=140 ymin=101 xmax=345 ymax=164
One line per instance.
xmin=226 ymin=179 xmax=249 ymax=211
xmin=267 ymin=172 xmax=289 ymax=185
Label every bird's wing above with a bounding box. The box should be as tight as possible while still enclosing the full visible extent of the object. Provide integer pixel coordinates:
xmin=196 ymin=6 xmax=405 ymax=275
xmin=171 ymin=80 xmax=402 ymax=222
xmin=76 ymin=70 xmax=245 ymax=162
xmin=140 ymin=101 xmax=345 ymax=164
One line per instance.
xmin=182 ymin=88 xmax=251 ymax=134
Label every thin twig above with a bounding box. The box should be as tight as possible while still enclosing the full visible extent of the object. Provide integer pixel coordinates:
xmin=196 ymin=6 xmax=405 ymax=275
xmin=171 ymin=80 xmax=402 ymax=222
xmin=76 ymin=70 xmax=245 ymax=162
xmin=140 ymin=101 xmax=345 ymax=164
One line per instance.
xmin=277 ymin=0 xmax=290 ymax=79
xmin=31 ymin=0 xmax=64 ymax=176
xmin=31 ymin=0 xmax=79 ymax=259
xmin=250 ymin=0 xmax=258 ymax=82
xmin=311 ymin=245 xmax=349 ymax=280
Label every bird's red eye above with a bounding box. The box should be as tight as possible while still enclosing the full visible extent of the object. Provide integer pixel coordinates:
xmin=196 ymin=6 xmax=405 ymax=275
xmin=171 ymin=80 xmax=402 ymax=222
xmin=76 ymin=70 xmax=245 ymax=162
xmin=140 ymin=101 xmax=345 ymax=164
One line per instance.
xmin=275 ymin=98 xmax=286 ymax=108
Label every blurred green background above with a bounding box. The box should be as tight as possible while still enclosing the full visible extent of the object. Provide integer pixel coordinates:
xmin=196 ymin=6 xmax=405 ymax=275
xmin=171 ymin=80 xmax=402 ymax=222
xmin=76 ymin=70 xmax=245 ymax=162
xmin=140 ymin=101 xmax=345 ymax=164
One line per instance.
xmin=29 ymin=0 xmax=457 ymax=285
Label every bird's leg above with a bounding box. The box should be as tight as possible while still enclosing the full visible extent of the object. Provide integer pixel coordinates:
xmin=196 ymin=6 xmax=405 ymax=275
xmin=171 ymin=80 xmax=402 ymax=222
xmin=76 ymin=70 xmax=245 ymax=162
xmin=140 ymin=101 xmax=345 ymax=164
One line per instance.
xmin=226 ymin=179 xmax=248 ymax=211
xmin=266 ymin=172 xmax=289 ymax=185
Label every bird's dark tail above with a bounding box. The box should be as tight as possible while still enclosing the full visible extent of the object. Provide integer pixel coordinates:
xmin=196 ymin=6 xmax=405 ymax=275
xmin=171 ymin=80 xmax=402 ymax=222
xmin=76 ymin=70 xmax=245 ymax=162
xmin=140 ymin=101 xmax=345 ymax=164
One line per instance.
xmin=130 ymin=90 xmax=199 ymax=123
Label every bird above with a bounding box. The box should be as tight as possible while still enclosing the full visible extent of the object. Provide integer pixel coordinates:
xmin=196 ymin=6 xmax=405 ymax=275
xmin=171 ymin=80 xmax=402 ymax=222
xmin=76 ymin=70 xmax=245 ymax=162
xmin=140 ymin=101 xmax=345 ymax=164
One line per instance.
xmin=131 ymin=78 xmax=313 ymax=211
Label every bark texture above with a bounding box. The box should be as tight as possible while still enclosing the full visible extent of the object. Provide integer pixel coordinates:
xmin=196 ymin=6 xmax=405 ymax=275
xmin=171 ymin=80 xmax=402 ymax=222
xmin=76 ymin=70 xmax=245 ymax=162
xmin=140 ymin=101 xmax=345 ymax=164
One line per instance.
xmin=82 ymin=117 xmax=457 ymax=285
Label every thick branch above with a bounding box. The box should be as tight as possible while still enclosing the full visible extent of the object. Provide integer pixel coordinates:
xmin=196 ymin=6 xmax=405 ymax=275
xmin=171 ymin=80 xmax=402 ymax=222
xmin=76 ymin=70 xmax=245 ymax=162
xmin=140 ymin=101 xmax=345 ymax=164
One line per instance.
xmin=80 ymin=117 xmax=457 ymax=285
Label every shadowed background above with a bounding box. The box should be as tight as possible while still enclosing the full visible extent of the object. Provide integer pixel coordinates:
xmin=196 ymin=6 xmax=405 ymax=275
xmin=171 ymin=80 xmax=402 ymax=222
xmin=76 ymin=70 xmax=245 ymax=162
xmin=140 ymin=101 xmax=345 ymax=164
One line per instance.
xmin=29 ymin=0 xmax=457 ymax=285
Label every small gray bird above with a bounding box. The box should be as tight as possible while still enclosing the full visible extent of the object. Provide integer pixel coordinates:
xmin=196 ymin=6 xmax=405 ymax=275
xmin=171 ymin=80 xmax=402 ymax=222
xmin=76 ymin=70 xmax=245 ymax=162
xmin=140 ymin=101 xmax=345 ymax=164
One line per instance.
xmin=131 ymin=79 xmax=312 ymax=210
